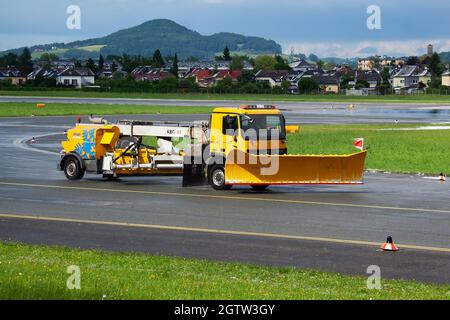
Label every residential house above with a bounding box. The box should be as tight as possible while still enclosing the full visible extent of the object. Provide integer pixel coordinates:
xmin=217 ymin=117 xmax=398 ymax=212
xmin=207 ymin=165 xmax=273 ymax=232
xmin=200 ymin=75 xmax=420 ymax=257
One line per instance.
xmin=286 ymin=69 xmax=324 ymax=93
xmin=184 ymin=68 xmax=214 ymax=87
xmin=380 ymin=59 xmax=404 ymax=68
xmin=0 ymin=68 xmax=27 ymax=85
xmin=254 ymin=70 xmax=289 ymax=88
xmin=131 ymin=67 xmax=174 ymax=82
xmin=167 ymin=60 xmax=252 ymax=78
xmin=49 ymin=60 xmax=76 ymax=70
xmin=289 ymin=59 xmax=317 ymax=72
xmin=442 ymin=70 xmax=450 ymax=87
xmin=56 ymin=67 xmax=95 ymax=88
xmin=97 ymin=70 xmax=114 ymax=79
xmin=391 ymin=65 xmax=431 ymax=92
xmin=358 ymin=59 xmax=374 ymax=71
xmin=97 ymin=60 xmax=125 ymax=79
xmin=211 ymin=70 xmax=241 ymax=85
xmin=392 ymin=65 xmax=417 ymax=89
xmin=98 ymin=69 xmax=127 ymax=79
xmin=27 ymin=67 xmax=58 ymax=81
xmin=416 ymin=69 xmax=432 ymax=88
xmin=312 ymin=75 xmax=340 ymax=94
xmin=285 ymin=71 xmax=303 ymax=93
xmin=332 ymin=65 xmax=354 ymax=78
xmin=355 ymin=70 xmax=382 ymax=89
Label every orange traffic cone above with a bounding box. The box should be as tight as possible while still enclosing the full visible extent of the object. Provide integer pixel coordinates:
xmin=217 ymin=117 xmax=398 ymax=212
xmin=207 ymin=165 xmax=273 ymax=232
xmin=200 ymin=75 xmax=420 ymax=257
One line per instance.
xmin=439 ymin=173 xmax=446 ymax=182
xmin=381 ymin=236 xmax=399 ymax=252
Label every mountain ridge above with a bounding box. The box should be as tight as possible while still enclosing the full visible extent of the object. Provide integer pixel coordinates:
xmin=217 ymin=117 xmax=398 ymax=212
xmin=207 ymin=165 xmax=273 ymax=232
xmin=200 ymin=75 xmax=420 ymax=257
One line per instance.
xmin=2 ymin=19 xmax=282 ymax=59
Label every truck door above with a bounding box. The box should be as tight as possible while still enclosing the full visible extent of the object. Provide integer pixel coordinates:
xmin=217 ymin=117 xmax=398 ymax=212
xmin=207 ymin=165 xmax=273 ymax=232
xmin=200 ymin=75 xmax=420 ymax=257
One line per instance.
xmin=222 ymin=115 xmax=239 ymax=157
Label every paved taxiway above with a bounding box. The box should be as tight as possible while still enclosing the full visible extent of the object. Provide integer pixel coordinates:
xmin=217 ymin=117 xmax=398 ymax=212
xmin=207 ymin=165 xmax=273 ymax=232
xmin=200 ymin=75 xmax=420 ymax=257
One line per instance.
xmin=0 ymin=106 xmax=449 ymax=283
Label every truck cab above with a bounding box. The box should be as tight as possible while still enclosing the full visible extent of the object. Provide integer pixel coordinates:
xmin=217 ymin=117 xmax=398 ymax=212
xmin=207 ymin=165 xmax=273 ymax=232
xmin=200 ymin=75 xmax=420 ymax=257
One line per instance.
xmin=207 ymin=105 xmax=287 ymax=190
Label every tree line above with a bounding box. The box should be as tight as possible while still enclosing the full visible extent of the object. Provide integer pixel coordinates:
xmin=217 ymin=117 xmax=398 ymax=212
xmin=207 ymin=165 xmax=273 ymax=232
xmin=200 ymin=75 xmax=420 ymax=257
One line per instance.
xmin=3 ymin=46 xmax=450 ymax=94
xmin=0 ymin=48 xmax=33 ymax=74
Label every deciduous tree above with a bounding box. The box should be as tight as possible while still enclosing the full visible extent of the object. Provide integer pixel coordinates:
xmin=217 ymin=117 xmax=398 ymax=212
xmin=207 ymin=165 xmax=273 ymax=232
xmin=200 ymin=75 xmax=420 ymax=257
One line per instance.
xmin=152 ymin=49 xmax=165 ymax=68
xmin=298 ymin=77 xmax=318 ymax=93
xmin=223 ymin=46 xmax=231 ymax=61
xmin=253 ymin=55 xmax=277 ymax=71
xmin=99 ymin=54 xmax=105 ymax=71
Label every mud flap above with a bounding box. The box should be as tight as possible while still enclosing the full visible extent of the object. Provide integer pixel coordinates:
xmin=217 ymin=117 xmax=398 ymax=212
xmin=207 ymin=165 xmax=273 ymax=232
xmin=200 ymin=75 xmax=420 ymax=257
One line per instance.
xmin=225 ymin=150 xmax=367 ymax=185
xmin=182 ymin=155 xmax=206 ymax=187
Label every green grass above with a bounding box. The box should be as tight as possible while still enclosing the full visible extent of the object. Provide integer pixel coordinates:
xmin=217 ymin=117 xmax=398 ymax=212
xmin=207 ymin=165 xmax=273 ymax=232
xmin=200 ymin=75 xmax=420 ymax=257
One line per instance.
xmin=31 ymin=48 xmax=69 ymax=59
xmin=2 ymin=90 xmax=450 ymax=103
xmin=30 ymin=45 xmax=105 ymax=59
xmin=288 ymin=124 xmax=450 ymax=175
xmin=1 ymin=242 xmax=449 ymax=300
xmin=77 ymin=45 xmax=106 ymax=52
xmin=0 ymin=102 xmax=211 ymax=117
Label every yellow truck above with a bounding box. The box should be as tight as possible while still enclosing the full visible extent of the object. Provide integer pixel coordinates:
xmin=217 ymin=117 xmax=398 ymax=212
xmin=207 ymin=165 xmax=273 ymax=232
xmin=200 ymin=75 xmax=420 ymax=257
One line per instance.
xmin=58 ymin=105 xmax=367 ymax=190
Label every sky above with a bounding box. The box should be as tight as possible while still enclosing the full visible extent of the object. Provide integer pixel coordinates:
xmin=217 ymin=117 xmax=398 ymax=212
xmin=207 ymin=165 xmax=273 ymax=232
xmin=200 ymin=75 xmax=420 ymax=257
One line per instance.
xmin=1 ymin=0 xmax=450 ymax=58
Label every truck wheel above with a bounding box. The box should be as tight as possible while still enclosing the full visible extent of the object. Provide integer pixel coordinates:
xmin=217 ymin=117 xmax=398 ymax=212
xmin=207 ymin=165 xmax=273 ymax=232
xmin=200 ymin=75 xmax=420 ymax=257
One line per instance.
xmin=103 ymin=174 xmax=118 ymax=181
xmin=64 ymin=157 xmax=85 ymax=180
xmin=209 ymin=165 xmax=231 ymax=190
xmin=251 ymin=185 xmax=270 ymax=191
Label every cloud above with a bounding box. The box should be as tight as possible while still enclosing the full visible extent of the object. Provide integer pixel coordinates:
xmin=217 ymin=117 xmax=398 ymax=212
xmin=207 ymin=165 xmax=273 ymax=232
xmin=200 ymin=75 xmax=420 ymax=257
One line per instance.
xmin=357 ymin=46 xmax=379 ymax=54
xmin=3 ymin=0 xmax=450 ymax=56
xmin=285 ymin=39 xmax=450 ymax=58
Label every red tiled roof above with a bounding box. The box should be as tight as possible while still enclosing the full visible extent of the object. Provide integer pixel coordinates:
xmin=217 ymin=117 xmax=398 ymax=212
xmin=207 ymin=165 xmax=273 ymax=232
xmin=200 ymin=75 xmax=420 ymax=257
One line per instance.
xmin=213 ymin=70 xmax=241 ymax=80
xmin=229 ymin=70 xmax=241 ymax=79
xmin=190 ymin=69 xmax=213 ymax=80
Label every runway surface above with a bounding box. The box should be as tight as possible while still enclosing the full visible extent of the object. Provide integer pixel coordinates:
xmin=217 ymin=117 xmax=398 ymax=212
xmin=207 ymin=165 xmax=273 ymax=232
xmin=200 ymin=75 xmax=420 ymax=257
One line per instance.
xmin=1 ymin=106 xmax=450 ymax=284
xmin=2 ymin=95 xmax=450 ymax=110
xmin=3 ymin=95 xmax=450 ymax=124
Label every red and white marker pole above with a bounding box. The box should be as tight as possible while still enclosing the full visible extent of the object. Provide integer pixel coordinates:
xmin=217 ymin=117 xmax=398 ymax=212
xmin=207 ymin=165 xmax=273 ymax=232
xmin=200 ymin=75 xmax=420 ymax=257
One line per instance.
xmin=353 ymin=138 xmax=364 ymax=151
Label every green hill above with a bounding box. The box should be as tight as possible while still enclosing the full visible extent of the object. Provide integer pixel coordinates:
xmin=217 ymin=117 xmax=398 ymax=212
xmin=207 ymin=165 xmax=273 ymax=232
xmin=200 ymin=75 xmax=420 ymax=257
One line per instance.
xmin=4 ymin=19 xmax=282 ymax=60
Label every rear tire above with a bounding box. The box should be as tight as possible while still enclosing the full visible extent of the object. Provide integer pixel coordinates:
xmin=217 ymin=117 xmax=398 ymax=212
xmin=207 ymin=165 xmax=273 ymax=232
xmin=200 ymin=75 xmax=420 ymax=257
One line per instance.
xmin=63 ymin=157 xmax=85 ymax=180
xmin=209 ymin=165 xmax=232 ymax=190
xmin=251 ymin=185 xmax=269 ymax=191
xmin=103 ymin=174 xmax=118 ymax=181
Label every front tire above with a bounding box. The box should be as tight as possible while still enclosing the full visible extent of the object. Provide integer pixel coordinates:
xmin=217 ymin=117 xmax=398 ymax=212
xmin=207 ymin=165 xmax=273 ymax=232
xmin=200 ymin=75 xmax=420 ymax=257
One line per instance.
xmin=209 ymin=165 xmax=232 ymax=190
xmin=63 ymin=157 xmax=85 ymax=180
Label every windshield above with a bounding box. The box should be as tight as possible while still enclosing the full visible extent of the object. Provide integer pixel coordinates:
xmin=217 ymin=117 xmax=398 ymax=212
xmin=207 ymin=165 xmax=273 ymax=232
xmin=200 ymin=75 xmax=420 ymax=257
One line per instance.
xmin=240 ymin=114 xmax=286 ymax=139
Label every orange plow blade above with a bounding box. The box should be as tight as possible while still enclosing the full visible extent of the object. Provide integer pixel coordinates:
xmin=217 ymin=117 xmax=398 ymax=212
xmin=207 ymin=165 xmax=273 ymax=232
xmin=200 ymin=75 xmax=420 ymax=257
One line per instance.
xmin=225 ymin=150 xmax=367 ymax=185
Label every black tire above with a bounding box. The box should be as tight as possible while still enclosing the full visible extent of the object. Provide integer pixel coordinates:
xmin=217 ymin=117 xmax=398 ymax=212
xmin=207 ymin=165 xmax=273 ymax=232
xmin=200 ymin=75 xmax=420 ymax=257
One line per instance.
xmin=209 ymin=165 xmax=232 ymax=190
xmin=251 ymin=185 xmax=270 ymax=191
xmin=103 ymin=174 xmax=118 ymax=181
xmin=63 ymin=157 xmax=85 ymax=180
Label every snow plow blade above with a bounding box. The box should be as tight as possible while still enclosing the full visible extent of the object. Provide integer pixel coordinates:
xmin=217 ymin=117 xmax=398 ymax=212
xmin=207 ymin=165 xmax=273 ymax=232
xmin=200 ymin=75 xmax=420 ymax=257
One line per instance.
xmin=225 ymin=150 xmax=367 ymax=185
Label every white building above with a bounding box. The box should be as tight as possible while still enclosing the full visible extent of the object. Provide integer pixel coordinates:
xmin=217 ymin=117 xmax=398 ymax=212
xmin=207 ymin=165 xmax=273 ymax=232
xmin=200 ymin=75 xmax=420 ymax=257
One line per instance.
xmin=289 ymin=59 xmax=317 ymax=72
xmin=56 ymin=68 xmax=95 ymax=88
xmin=254 ymin=70 xmax=289 ymax=87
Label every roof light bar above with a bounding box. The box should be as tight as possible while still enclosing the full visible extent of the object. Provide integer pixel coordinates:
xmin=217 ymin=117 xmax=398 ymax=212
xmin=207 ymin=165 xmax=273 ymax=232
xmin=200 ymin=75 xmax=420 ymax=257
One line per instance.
xmin=240 ymin=104 xmax=277 ymax=110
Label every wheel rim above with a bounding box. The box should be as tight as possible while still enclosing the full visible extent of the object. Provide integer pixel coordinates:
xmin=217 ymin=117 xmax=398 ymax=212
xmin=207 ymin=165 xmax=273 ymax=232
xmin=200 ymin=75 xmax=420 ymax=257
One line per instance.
xmin=66 ymin=161 xmax=77 ymax=177
xmin=212 ymin=169 xmax=225 ymax=187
